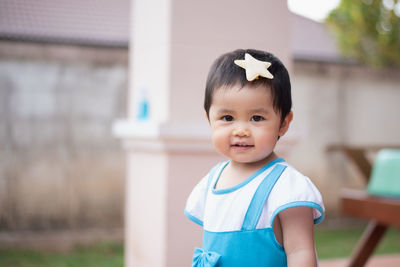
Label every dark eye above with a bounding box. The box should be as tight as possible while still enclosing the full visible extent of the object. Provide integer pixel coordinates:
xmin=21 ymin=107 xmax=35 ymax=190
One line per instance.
xmin=251 ymin=115 xmax=264 ymax=122
xmin=221 ymin=115 xmax=234 ymax=121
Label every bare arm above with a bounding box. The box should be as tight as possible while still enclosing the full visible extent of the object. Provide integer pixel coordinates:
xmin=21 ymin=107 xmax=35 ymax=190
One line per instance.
xmin=279 ymin=206 xmax=317 ymax=267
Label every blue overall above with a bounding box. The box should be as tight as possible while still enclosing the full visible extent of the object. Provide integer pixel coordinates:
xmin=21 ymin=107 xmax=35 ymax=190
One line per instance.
xmin=192 ymin=164 xmax=288 ymax=267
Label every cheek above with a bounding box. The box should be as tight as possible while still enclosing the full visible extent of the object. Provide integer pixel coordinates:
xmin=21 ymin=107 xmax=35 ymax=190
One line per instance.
xmin=211 ymin=128 xmax=229 ymax=151
xmin=254 ymin=127 xmax=280 ymax=145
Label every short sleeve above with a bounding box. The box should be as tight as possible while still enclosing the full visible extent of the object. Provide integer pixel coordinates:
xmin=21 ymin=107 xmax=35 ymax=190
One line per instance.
xmin=264 ymin=165 xmax=325 ymax=227
xmin=184 ymin=174 xmax=210 ymax=226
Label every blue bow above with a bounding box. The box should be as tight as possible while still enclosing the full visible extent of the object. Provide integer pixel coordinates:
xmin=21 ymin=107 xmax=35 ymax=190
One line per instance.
xmin=192 ymin=247 xmax=221 ymax=267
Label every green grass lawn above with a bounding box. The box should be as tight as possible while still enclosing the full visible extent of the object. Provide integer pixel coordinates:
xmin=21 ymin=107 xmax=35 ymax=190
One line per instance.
xmin=315 ymin=226 xmax=400 ymax=259
xmin=0 ymin=242 xmax=123 ymax=267
xmin=0 ymin=227 xmax=398 ymax=266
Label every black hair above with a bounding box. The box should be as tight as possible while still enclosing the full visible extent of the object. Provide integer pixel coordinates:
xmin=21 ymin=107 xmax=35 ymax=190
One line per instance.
xmin=204 ymin=49 xmax=292 ymax=122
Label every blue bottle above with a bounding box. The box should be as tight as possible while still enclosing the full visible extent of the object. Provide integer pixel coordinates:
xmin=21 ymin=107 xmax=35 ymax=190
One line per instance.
xmin=137 ymin=88 xmax=149 ymax=121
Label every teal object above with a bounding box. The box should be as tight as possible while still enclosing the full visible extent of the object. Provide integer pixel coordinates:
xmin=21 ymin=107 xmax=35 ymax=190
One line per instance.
xmin=137 ymin=88 xmax=149 ymax=121
xmin=137 ymin=99 xmax=149 ymax=120
xmin=367 ymin=149 xmax=400 ymax=198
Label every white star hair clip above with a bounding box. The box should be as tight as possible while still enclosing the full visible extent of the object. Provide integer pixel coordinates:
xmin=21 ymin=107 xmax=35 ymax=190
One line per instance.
xmin=234 ymin=53 xmax=274 ymax=81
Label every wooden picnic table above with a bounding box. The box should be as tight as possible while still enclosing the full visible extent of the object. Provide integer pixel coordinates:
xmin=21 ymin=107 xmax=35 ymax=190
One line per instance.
xmin=327 ymin=145 xmax=400 ymax=267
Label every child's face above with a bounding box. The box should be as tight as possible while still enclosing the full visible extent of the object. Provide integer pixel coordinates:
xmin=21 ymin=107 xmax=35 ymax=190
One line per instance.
xmin=208 ymin=84 xmax=292 ymax=167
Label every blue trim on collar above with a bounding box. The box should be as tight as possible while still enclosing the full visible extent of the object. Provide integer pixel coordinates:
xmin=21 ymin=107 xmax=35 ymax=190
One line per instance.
xmin=184 ymin=209 xmax=203 ymax=226
xmin=212 ymin=158 xmax=285 ymax=195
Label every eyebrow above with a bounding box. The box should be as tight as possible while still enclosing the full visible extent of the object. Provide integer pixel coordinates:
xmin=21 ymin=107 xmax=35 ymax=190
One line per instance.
xmin=215 ymin=107 xmax=269 ymax=114
xmin=249 ymin=108 xmax=269 ymax=114
xmin=215 ymin=108 xmax=234 ymax=114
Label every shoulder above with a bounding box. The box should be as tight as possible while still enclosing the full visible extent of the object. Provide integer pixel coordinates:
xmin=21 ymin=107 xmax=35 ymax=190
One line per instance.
xmin=274 ymin=164 xmax=322 ymax=201
xmin=184 ymin=161 xmax=227 ymax=226
xmin=268 ymin=163 xmax=325 ymax=224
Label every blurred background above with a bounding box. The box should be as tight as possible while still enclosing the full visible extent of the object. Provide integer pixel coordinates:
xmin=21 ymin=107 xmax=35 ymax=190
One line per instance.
xmin=0 ymin=0 xmax=399 ymax=266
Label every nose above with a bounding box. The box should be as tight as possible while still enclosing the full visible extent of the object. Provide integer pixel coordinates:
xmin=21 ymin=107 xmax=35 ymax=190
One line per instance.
xmin=232 ymin=123 xmax=250 ymax=137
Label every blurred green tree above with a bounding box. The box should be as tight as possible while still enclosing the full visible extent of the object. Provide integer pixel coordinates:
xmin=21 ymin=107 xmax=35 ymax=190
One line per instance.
xmin=326 ymin=0 xmax=400 ymax=67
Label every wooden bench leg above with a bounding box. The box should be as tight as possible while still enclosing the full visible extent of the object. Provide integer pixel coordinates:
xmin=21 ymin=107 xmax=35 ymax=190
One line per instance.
xmin=348 ymin=221 xmax=388 ymax=267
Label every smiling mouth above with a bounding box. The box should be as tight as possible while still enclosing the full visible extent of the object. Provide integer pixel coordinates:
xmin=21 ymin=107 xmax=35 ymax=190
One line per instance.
xmin=231 ymin=144 xmax=254 ymax=148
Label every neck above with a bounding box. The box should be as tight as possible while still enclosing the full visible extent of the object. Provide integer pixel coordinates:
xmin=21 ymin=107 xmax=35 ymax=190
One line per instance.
xmin=230 ymin=152 xmax=279 ymax=173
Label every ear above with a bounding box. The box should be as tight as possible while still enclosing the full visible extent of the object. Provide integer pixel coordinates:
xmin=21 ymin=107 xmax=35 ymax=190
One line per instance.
xmin=279 ymin=111 xmax=293 ymax=137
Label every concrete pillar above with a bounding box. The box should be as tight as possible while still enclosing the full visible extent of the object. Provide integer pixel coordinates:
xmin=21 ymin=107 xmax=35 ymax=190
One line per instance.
xmin=114 ymin=1 xmax=291 ymax=266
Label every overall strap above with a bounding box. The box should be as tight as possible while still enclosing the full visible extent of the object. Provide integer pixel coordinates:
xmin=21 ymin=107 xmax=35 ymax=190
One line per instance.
xmin=241 ymin=164 xmax=287 ymax=231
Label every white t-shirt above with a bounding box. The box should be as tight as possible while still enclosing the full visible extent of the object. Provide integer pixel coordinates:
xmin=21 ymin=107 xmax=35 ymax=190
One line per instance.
xmin=185 ymin=158 xmax=324 ymax=233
